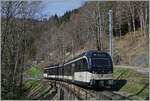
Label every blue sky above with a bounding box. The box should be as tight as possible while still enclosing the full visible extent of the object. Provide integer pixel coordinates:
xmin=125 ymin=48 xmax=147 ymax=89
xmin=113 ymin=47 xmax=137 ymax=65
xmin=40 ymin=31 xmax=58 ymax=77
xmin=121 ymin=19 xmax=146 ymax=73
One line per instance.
xmin=39 ymin=0 xmax=84 ymax=18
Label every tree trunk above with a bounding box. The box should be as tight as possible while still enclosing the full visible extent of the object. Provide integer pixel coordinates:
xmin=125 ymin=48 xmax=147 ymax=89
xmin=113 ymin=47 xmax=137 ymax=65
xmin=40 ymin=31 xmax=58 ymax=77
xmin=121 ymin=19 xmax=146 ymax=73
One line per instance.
xmin=129 ymin=2 xmax=135 ymax=33
xmin=98 ymin=2 xmax=103 ymax=51
xmin=144 ymin=7 xmax=148 ymax=33
xmin=12 ymin=49 xmax=19 ymax=98
xmin=119 ymin=22 xmax=122 ymax=38
xmin=132 ymin=14 xmax=135 ymax=33
xmin=140 ymin=11 xmax=144 ymax=30
xmin=144 ymin=7 xmax=148 ymax=43
xmin=128 ymin=20 xmax=131 ymax=32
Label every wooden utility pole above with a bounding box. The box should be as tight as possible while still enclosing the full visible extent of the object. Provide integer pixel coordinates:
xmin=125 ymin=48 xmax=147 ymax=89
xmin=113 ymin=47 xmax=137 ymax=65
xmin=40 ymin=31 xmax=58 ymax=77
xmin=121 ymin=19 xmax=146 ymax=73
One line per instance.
xmin=109 ymin=10 xmax=113 ymax=59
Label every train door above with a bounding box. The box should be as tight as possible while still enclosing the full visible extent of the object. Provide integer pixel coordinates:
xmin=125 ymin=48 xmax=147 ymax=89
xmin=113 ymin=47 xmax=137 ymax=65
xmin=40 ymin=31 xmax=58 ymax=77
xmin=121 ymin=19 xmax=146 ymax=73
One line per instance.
xmin=81 ymin=58 xmax=89 ymax=83
xmin=62 ymin=65 xmax=64 ymax=81
xmin=56 ymin=67 xmax=59 ymax=80
xmin=71 ymin=63 xmax=75 ymax=82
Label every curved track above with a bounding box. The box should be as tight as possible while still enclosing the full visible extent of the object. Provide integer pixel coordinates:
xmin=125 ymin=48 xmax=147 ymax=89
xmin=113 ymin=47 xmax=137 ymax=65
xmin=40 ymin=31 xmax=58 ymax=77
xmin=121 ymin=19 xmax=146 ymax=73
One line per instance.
xmin=44 ymin=79 xmax=130 ymax=100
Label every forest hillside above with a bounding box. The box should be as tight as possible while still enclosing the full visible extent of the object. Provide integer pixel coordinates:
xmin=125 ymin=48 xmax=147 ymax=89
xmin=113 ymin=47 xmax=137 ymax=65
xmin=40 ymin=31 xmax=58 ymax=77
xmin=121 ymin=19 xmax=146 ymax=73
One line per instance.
xmin=36 ymin=1 xmax=149 ymax=68
xmin=1 ymin=1 xmax=149 ymax=99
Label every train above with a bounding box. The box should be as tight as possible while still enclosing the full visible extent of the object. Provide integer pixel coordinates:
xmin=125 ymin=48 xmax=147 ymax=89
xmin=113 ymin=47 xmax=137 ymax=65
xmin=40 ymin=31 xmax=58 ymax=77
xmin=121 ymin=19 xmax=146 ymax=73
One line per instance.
xmin=43 ymin=50 xmax=113 ymax=88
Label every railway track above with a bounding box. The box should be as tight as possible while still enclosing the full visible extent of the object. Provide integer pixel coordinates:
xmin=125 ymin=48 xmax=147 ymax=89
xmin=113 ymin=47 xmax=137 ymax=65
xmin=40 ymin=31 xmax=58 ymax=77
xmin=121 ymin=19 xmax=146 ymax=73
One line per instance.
xmin=45 ymin=79 xmax=130 ymax=100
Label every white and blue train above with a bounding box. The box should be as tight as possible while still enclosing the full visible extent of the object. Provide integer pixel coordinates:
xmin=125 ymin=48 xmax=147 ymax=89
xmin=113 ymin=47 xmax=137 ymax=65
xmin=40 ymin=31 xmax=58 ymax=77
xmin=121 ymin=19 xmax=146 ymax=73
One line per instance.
xmin=43 ymin=50 xmax=113 ymax=88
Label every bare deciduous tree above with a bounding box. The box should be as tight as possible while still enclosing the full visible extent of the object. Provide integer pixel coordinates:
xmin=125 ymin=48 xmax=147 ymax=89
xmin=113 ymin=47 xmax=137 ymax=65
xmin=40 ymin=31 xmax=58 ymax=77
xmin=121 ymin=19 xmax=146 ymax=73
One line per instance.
xmin=1 ymin=1 xmax=41 ymax=99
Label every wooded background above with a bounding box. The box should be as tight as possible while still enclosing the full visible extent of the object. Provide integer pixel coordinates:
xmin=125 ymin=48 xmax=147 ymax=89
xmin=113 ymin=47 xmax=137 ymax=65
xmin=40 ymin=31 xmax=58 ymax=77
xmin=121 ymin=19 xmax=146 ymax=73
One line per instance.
xmin=1 ymin=1 xmax=149 ymax=99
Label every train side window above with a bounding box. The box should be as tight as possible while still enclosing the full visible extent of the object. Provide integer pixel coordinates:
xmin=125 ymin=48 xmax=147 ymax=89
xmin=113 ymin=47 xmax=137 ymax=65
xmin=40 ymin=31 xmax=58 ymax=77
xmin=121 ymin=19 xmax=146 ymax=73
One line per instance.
xmin=83 ymin=58 xmax=88 ymax=71
xmin=71 ymin=63 xmax=75 ymax=75
xmin=64 ymin=65 xmax=67 ymax=75
xmin=60 ymin=67 xmax=62 ymax=75
xmin=68 ymin=64 xmax=71 ymax=76
xmin=77 ymin=60 xmax=82 ymax=72
xmin=51 ymin=68 xmax=53 ymax=75
xmin=74 ymin=61 xmax=77 ymax=72
xmin=80 ymin=58 xmax=88 ymax=71
xmin=77 ymin=59 xmax=81 ymax=71
xmin=72 ymin=63 xmax=75 ymax=68
xmin=68 ymin=64 xmax=71 ymax=75
xmin=49 ymin=69 xmax=51 ymax=75
xmin=65 ymin=64 xmax=70 ymax=76
xmin=75 ymin=60 xmax=80 ymax=72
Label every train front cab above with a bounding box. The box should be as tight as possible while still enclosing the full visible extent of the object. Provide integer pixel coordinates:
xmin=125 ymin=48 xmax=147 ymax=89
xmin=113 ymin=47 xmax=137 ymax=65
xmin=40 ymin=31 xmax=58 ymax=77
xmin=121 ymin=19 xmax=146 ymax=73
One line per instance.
xmin=88 ymin=52 xmax=113 ymax=89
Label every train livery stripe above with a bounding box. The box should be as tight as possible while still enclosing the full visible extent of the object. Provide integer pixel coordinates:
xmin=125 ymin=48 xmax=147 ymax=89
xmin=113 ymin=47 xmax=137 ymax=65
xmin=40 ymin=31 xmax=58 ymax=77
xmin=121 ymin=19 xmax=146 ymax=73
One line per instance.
xmin=43 ymin=72 xmax=112 ymax=83
xmin=44 ymin=74 xmax=73 ymax=80
xmin=74 ymin=72 xmax=112 ymax=82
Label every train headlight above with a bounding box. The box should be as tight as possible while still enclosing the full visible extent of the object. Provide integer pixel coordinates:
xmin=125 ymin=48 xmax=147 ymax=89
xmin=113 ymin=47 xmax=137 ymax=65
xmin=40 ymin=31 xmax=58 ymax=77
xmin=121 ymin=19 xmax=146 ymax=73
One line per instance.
xmin=90 ymin=80 xmax=95 ymax=85
xmin=108 ymin=80 xmax=113 ymax=85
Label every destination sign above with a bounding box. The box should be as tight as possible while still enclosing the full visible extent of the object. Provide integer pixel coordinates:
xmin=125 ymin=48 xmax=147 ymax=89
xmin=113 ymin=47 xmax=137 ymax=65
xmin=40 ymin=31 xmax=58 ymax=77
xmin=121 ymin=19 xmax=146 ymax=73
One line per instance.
xmin=92 ymin=53 xmax=107 ymax=57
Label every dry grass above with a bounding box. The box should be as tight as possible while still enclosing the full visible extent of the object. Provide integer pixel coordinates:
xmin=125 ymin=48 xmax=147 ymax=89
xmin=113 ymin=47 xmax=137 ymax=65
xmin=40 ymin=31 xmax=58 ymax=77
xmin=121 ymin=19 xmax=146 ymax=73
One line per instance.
xmin=113 ymin=30 xmax=148 ymax=67
xmin=113 ymin=67 xmax=149 ymax=100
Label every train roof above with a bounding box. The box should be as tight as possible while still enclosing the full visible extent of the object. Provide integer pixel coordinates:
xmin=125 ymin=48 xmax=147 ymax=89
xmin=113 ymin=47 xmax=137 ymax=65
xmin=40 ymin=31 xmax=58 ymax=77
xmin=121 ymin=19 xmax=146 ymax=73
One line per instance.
xmin=44 ymin=50 xmax=111 ymax=70
xmin=44 ymin=64 xmax=59 ymax=69
xmin=65 ymin=50 xmax=110 ymax=64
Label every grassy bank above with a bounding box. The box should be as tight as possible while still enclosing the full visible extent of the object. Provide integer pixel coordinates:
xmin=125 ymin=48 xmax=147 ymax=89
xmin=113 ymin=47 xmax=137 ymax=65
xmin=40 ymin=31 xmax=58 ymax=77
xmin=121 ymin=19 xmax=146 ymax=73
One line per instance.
xmin=23 ymin=65 xmax=55 ymax=99
xmin=113 ymin=66 xmax=149 ymax=100
xmin=23 ymin=80 xmax=57 ymax=100
xmin=114 ymin=30 xmax=148 ymax=67
xmin=25 ymin=65 xmax=43 ymax=78
xmin=24 ymin=65 xmax=149 ymax=100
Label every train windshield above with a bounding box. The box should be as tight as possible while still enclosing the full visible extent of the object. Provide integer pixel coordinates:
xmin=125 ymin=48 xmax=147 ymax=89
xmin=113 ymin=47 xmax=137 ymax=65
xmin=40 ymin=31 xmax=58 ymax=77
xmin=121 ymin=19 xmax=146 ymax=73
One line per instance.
xmin=92 ymin=58 xmax=111 ymax=68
